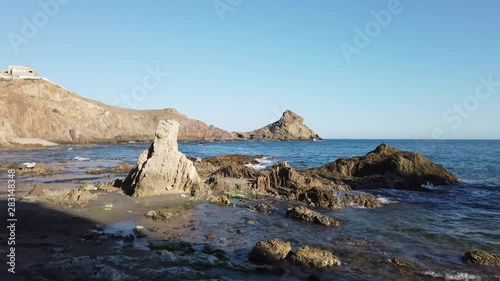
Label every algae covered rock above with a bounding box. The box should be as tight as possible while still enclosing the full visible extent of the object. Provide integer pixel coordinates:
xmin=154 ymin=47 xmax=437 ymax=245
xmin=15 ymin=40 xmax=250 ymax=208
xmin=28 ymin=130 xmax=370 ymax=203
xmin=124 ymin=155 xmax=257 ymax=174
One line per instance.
xmin=462 ymin=250 xmax=500 ymax=266
xmin=290 ymin=246 xmax=341 ymax=268
xmin=249 ymin=239 xmax=292 ymax=262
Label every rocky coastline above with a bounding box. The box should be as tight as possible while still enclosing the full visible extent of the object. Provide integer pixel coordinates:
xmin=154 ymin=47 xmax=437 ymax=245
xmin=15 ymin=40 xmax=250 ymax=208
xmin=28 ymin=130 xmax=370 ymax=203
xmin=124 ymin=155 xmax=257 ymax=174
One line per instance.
xmin=3 ymin=119 xmax=498 ymax=280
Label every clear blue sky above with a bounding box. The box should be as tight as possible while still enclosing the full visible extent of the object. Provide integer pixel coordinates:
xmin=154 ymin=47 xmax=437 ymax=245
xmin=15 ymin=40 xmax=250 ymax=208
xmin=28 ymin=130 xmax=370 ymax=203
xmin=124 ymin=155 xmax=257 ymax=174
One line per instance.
xmin=1 ymin=0 xmax=499 ymax=139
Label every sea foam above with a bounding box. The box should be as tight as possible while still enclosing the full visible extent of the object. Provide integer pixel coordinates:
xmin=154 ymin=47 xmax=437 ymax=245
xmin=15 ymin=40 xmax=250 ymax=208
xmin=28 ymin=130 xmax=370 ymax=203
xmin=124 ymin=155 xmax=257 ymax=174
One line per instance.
xmin=244 ymin=156 xmax=280 ymax=171
xmin=420 ymin=270 xmax=484 ymax=281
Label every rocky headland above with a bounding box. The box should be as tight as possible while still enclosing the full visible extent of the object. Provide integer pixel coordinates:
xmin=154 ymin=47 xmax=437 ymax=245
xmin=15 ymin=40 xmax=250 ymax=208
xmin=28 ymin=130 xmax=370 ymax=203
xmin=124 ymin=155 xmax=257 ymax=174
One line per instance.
xmin=4 ymin=120 xmax=497 ymax=281
xmin=0 ymin=79 xmax=320 ymax=147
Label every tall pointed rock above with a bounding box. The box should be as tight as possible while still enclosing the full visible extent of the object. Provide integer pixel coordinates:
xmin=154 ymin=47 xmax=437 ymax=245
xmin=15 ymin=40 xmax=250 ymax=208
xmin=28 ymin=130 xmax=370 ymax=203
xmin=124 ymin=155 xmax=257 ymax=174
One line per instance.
xmin=122 ymin=120 xmax=202 ymax=197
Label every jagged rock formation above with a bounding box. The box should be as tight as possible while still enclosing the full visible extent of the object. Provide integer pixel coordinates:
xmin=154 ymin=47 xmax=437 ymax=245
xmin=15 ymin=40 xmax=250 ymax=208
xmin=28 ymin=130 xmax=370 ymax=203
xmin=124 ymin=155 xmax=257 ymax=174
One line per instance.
xmin=307 ymin=143 xmax=459 ymax=191
xmin=122 ymin=120 xmax=203 ymax=197
xmin=0 ymin=79 xmax=237 ymax=144
xmin=255 ymin=162 xmax=379 ymax=209
xmin=286 ymin=206 xmax=340 ymax=226
xmin=256 ymin=162 xmax=326 ymax=195
xmin=0 ymin=79 xmax=322 ymax=145
xmin=238 ymin=110 xmax=321 ymax=140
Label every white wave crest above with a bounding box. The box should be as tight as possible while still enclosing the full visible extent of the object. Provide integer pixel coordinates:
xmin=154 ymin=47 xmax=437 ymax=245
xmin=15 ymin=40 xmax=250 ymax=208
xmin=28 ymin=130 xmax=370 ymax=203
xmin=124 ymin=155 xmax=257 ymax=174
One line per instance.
xmin=377 ymin=196 xmax=396 ymax=204
xmin=244 ymin=156 xmax=280 ymax=171
xmin=74 ymin=156 xmax=90 ymax=161
xmin=420 ymin=270 xmax=484 ymax=281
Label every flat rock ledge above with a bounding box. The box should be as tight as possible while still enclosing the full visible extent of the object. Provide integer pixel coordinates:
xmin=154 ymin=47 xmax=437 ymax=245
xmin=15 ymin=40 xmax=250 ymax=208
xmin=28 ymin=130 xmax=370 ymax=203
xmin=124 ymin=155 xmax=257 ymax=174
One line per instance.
xmin=22 ymin=185 xmax=98 ymax=208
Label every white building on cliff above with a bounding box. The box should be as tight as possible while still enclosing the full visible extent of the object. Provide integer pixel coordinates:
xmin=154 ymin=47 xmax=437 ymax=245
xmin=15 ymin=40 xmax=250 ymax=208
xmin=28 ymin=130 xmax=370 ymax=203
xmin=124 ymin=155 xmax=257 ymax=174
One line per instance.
xmin=0 ymin=65 xmax=39 ymax=79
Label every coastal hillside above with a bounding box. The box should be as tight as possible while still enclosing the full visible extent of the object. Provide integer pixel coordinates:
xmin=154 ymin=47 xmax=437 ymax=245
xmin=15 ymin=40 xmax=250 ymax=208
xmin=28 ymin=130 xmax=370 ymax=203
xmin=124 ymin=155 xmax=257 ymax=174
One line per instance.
xmin=0 ymin=78 xmax=320 ymax=145
xmin=0 ymin=79 xmax=236 ymax=144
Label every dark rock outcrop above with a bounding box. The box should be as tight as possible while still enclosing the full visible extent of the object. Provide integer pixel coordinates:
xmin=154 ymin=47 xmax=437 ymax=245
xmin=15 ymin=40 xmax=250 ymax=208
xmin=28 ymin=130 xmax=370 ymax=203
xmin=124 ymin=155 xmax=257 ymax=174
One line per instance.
xmin=462 ymin=250 xmax=500 ymax=266
xmin=286 ymin=206 xmax=340 ymax=226
xmin=290 ymin=246 xmax=341 ymax=268
xmin=308 ymin=144 xmax=459 ymax=191
xmin=298 ymin=188 xmax=381 ymax=209
xmin=249 ymin=239 xmax=292 ymax=263
xmin=256 ymin=162 xmax=326 ymax=197
xmin=255 ymin=162 xmax=378 ymax=209
xmin=238 ymin=110 xmax=321 ymax=140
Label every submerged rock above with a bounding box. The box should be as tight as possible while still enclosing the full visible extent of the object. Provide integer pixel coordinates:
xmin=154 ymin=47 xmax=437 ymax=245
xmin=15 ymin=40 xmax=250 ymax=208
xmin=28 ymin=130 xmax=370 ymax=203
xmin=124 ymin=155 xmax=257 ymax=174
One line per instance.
xmin=286 ymin=206 xmax=340 ymax=226
xmin=122 ymin=120 xmax=203 ymax=197
xmin=462 ymin=250 xmax=500 ymax=266
xmin=290 ymin=246 xmax=341 ymax=268
xmin=248 ymin=203 xmax=278 ymax=215
xmin=249 ymin=239 xmax=292 ymax=262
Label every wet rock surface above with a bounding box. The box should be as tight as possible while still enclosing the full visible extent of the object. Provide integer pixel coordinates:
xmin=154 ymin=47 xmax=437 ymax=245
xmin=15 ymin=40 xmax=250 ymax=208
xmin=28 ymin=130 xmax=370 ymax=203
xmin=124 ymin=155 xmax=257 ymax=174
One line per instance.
xmin=249 ymin=238 xmax=292 ymax=262
xmin=462 ymin=250 xmax=500 ymax=266
xmin=286 ymin=206 xmax=340 ymax=226
xmin=298 ymin=187 xmax=381 ymax=209
xmin=248 ymin=203 xmax=278 ymax=215
xmin=290 ymin=246 xmax=341 ymax=268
